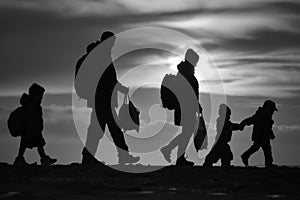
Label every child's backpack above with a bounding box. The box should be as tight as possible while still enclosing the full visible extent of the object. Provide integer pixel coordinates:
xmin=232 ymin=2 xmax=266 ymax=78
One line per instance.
xmin=160 ymin=74 xmax=179 ymax=110
xmin=7 ymin=107 xmax=25 ymax=137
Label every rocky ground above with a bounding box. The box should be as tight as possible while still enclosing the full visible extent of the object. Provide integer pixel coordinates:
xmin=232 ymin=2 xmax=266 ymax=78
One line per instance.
xmin=0 ymin=163 xmax=299 ymax=199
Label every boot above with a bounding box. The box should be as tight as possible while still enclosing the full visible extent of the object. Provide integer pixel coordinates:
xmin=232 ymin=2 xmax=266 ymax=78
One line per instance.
xmin=160 ymin=146 xmax=172 ymax=163
xmin=265 ymin=163 xmax=278 ymax=168
xmin=14 ymin=156 xmax=28 ymax=167
xmin=81 ymin=147 xmax=102 ymax=166
xmin=40 ymin=155 xmax=57 ymax=166
xmin=118 ymin=151 xmax=140 ymax=165
xmin=176 ymin=155 xmax=194 ymax=166
xmin=203 ymin=160 xmax=213 ymax=168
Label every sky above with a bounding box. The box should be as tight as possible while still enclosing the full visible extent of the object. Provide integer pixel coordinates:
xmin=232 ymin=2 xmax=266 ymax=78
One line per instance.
xmin=0 ymin=0 xmax=300 ymax=167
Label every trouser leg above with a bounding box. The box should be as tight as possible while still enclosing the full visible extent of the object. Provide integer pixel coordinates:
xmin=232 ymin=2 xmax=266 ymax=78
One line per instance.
xmin=84 ymin=110 xmax=105 ymax=156
xmin=106 ymin=108 xmax=129 ymax=153
xmin=165 ymin=131 xmax=182 ymax=151
xmin=15 ymin=141 xmax=27 ymax=165
xmin=176 ymin=124 xmax=195 ymax=159
xmin=37 ymin=146 xmax=46 ymax=158
xmin=242 ymin=142 xmax=260 ymax=160
xmin=262 ymin=142 xmax=273 ymax=166
xmin=204 ymin=146 xmax=220 ymax=166
xmin=221 ymin=144 xmax=233 ymax=167
xmin=17 ymin=142 xmax=26 ymax=157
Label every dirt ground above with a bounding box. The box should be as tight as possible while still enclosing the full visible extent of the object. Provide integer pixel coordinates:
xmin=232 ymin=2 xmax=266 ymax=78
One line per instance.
xmin=0 ymin=163 xmax=299 ymax=200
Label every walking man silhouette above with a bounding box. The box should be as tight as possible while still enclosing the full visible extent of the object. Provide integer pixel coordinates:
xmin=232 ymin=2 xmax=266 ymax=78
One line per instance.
xmin=75 ymin=31 xmax=139 ymax=165
xmin=160 ymin=49 xmax=202 ymax=166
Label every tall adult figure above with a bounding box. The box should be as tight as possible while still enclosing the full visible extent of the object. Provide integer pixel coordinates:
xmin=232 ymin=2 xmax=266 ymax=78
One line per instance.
xmin=160 ymin=49 xmax=202 ymax=166
xmin=75 ymin=31 xmax=139 ymax=165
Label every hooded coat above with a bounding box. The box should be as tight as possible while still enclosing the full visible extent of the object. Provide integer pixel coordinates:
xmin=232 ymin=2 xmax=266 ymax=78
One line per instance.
xmin=20 ymin=93 xmax=46 ymax=148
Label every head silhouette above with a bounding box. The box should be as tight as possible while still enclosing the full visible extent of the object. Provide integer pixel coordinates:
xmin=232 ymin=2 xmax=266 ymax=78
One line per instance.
xmin=29 ymin=83 xmax=45 ymax=104
xmin=219 ymin=104 xmax=231 ymax=119
xmin=185 ymin=48 xmax=199 ymax=67
xmin=100 ymin=31 xmax=116 ymax=47
xmin=263 ymin=100 xmax=278 ymax=111
xmin=262 ymin=100 xmax=278 ymax=117
xmin=101 ymin=31 xmax=115 ymax=41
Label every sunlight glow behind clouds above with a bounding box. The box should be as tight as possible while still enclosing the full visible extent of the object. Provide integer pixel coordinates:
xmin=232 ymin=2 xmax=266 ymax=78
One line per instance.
xmin=1 ymin=0 xmax=300 ymax=99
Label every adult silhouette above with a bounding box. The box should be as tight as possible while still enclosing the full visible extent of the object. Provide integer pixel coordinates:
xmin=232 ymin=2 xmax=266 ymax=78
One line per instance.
xmin=240 ymin=100 xmax=278 ymax=167
xmin=13 ymin=83 xmax=57 ymax=166
xmin=160 ymin=49 xmax=202 ymax=166
xmin=75 ymin=31 xmax=139 ymax=165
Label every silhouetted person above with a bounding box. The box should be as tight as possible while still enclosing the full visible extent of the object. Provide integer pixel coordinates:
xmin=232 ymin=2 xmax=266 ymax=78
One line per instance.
xmin=76 ymin=31 xmax=139 ymax=165
xmin=14 ymin=83 xmax=57 ymax=166
xmin=240 ymin=100 xmax=278 ymax=167
xmin=203 ymin=104 xmax=241 ymax=167
xmin=160 ymin=49 xmax=202 ymax=166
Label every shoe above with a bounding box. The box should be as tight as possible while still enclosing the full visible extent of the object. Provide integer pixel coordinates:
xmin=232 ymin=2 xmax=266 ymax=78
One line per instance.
xmin=81 ymin=148 xmax=102 ymax=166
xmin=265 ymin=163 xmax=278 ymax=168
xmin=160 ymin=146 xmax=172 ymax=163
xmin=14 ymin=156 xmax=28 ymax=167
xmin=119 ymin=153 xmax=140 ymax=165
xmin=241 ymin=154 xmax=249 ymax=166
xmin=41 ymin=155 xmax=57 ymax=166
xmin=203 ymin=161 xmax=213 ymax=168
xmin=176 ymin=156 xmax=194 ymax=166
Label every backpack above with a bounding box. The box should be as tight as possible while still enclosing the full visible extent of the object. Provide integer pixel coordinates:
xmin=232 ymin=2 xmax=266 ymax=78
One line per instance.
xmin=160 ymin=74 xmax=178 ymax=110
xmin=7 ymin=107 xmax=25 ymax=137
xmin=74 ymin=40 xmax=100 ymax=99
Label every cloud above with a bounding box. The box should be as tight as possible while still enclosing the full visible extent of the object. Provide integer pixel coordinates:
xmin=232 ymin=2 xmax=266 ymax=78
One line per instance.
xmin=0 ymin=1 xmax=299 ymax=101
xmin=43 ymin=105 xmax=73 ymax=124
xmin=0 ymin=0 xmax=130 ymax=17
xmin=274 ymin=125 xmax=300 ymax=132
xmin=0 ymin=102 xmax=79 ymax=139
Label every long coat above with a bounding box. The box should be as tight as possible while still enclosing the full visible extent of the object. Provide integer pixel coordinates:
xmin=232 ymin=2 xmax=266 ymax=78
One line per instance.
xmin=20 ymin=93 xmax=45 ymax=148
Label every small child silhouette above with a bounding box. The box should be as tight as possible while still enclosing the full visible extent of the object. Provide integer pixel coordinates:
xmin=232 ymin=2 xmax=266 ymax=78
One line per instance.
xmin=203 ymin=104 xmax=242 ymax=167
xmin=240 ymin=100 xmax=278 ymax=167
xmin=14 ymin=83 xmax=57 ymax=166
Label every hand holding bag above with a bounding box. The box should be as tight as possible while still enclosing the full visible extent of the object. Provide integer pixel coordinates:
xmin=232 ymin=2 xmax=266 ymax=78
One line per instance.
xmin=118 ymin=94 xmax=140 ymax=133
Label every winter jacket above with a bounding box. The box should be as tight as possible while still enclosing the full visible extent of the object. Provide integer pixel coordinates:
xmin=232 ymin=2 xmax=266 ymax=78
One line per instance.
xmin=20 ymin=93 xmax=45 ymax=148
xmin=215 ymin=117 xmax=240 ymax=144
xmin=241 ymin=107 xmax=275 ymax=143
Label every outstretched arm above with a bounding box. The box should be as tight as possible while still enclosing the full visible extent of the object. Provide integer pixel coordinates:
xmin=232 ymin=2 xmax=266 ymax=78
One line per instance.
xmin=240 ymin=115 xmax=255 ymax=130
xmin=232 ymin=123 xmax=241 ymax=131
